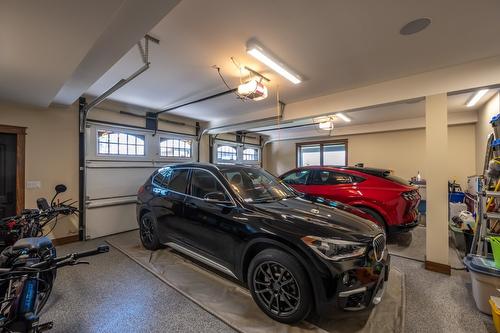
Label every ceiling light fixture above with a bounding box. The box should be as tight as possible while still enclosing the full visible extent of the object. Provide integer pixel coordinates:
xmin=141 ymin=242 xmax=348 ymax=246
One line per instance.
xmin=237 ymin=79 xmax=268 ymax=101
xmin=336 ymin=113 xmax=351 ymax=122
xmin=318 ymin=120 xmax=334 ymax=131
xmin=246 ymin=41 xmax=301 ymax=84
xmin=466 ymin=89 xmax=489 ymax=107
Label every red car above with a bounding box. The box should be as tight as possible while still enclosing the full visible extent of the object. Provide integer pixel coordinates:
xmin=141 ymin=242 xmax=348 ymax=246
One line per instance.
xmin=279 ymin=166 xmax=420 ymax=234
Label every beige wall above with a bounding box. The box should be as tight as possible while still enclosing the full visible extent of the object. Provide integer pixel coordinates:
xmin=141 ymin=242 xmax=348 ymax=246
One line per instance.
xmin=0 ymin=101 xmax=79 ymax=239
xmin=264 ymin=124 xmax=476 ymax=187
xmin=475 ymin=93 xmax=500 ymax=174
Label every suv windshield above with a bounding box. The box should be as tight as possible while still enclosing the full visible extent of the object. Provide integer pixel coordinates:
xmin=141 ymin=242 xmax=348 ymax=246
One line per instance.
xmin=219 ymin=166 xmax=296 ymax=203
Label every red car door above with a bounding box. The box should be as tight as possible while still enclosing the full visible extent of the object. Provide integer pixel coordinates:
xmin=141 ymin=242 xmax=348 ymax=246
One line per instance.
xmin=306 ymin=169 xmax=361 ymax=203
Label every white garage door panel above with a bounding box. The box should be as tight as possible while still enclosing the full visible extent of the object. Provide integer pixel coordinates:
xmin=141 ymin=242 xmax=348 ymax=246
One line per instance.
xmin=84 ymin=121 xmax=196 ymax=239
xmin=86 ymin=202 xmax=137 ymax=239
xmin=86 ymin=167 xmax=155 ymax=199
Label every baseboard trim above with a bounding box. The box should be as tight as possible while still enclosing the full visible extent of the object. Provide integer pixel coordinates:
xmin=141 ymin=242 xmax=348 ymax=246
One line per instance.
xmin=52 ymin=234 xmax=79 ymax=246
xmin=425 ymin=260 xmax=451 ymax=275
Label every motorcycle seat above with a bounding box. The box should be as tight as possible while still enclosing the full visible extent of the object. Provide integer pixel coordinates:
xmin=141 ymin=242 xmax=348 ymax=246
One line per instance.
xmin=12 ymin=237 xmax=53 ymax=251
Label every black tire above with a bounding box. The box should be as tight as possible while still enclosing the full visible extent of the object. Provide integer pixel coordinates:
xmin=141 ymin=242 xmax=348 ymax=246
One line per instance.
xmin=139 ymin=212 xmax=161 ymax=250
xmin=247 ymin=248 xmax=312 ymax=324
xmin=358 ymin=207 xmax=386 ymax=230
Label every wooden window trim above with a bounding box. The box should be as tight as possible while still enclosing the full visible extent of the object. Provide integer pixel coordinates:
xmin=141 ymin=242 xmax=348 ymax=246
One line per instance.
xmin=295 ymin=139 xmax=348 ymax=167
xmin=0 ymin=125 xmax=26 ymax=215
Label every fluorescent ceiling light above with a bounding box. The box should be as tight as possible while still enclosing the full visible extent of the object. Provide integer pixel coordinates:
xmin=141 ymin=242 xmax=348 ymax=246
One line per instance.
xmin=336 ymin=113 xmax=351 ymax=122
xmin=247 ymin=42 xmax=301 ymax=84
xmin=466 ymin=89 xmax=489 ymax=107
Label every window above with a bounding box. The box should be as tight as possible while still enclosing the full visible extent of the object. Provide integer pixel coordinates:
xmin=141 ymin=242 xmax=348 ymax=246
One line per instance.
xmin=167 ymin=169 xmax=189 ymax=193
xmin=281 ymin=170 xmax=311 ymax=185
xmin=219 ymin=166 xmax=295 ymax=203
xmin=243 ymin=148 xmax=258 ymax=161
xmin=297 ymin=141 xmax=347 ymax=167
xmin=190 ymin=169 xmax=229 ymax=200
xmin=160 ymin=138 xmax=192 ymax=158
xmin=97 ymin=130 xmax=145 ymax=156
xmin=217 ymin=145 xmax=237 ymax=161
xmin=298 ymin=145 xmax=321 ymax=166
xmin=310 ymin=170 xmax=359 ymax=185
xmin=154 ymin=167 xmax=188 ymax=193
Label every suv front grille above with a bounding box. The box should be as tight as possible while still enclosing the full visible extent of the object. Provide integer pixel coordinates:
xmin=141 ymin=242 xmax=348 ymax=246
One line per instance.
xmin=373 ymin=234 xmax=386 ymax=262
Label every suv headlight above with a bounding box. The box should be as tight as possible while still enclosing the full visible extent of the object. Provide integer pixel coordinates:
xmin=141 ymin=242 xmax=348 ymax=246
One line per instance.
xmin=301 ymin=236 xmax=367 ymax=261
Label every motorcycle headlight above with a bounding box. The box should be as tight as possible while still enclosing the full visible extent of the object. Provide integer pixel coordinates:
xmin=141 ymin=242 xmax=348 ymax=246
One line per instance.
xmin=301 ymin=236 xmax=367 ymax=261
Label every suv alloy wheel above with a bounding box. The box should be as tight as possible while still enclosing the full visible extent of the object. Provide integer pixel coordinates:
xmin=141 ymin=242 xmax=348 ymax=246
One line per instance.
xmin=248 ymin=248 xmax=312 ymax=323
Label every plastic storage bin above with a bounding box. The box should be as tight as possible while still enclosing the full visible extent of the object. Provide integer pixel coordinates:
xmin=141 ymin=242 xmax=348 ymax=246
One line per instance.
xmin=464 ymin=255 xmax=500 ymax=314
xmin=492 ymin=237 xmax=500 ymax=268
xmin=449 ymin=192 xmax=465 ymax=203
xmin=490 ymin=297 xmax=500 ymax=333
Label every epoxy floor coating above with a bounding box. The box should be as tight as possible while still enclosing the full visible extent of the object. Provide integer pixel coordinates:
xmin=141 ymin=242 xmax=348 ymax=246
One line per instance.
xmin=40 ymin=237 xmax=234 ymax=333
xmin=40 ymin=233 xmax=494 ymax=333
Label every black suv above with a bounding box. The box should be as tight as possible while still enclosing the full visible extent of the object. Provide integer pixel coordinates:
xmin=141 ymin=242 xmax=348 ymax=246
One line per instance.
xmin=137 ymin=163 xmax=389 ymax=324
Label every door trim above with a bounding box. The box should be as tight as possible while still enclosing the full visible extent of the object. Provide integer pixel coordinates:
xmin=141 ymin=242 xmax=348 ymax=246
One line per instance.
xmin=0 ymin=124 xmax=26 ymax=215
xmin=166 ymin=241 xmax=237 ymax=278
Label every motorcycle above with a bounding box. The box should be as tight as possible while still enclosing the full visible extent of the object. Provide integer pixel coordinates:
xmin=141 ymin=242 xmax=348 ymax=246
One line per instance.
xmin=0 ymin=185 xmax=78 ymax=251
xmin=0 ymin=185 xmax=80 ymax=321
xmin=0 ymin=238 xmax=109 ymax=332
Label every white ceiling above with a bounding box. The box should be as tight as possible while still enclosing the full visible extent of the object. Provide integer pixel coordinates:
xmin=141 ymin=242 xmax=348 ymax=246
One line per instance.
xmin=0 ymin=0 xmax=180 ymax=107
xmin=86 ymin=0 xmax=500 ymax=122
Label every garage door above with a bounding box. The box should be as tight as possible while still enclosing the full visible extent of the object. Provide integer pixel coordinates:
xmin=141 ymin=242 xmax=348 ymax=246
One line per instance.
xmin=84 ymin=121 xmax=197 ymax=239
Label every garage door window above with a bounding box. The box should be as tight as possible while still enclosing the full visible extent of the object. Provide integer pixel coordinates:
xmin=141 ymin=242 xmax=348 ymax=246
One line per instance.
xmin=97 ymin=130 xmax=145 ymax=156
xmin=297 ymin=141 xmax=347 ymax=167
xmin=243 ymin=148 xmax=259 ymax=161
xmin=160 ymin=138 xmax=192 ymax=158
xmin=217 ymin=145 xmax=237 ymax=161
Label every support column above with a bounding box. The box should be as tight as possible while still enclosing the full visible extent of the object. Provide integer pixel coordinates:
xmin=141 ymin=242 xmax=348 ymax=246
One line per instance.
xmin=425 ymin=93 xmax=450 ymax=274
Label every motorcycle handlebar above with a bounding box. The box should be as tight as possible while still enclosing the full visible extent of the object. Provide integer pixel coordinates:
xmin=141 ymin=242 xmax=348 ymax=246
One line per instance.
xmin=29 ymin=245 xmax=109 ymax=270
xmin=73 ymin=245 xmax=109 ymax=260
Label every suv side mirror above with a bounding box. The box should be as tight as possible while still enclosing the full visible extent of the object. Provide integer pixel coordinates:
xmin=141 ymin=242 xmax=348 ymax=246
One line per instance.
xmin=204 ymin=192 xmax=229 ymax=203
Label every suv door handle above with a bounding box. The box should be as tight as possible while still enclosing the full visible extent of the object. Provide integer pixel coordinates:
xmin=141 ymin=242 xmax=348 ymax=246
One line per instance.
xmin=185 ymin=202 xmax=198 ymax=209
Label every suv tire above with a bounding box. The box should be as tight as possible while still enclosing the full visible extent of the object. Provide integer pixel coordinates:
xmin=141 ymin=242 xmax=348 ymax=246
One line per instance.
xmin=139 ymin=212 xmax=162 ymax=250
xmin=247 ymin=248 xmax=312 ymax=324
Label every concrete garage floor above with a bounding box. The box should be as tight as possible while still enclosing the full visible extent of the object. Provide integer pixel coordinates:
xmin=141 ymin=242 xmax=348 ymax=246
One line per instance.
xmin=40 ymin=234 xmax=493 ymax=333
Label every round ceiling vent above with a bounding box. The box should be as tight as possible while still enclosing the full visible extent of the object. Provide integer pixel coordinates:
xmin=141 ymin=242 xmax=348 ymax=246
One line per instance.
xmin=400 ymin=18 xmax=431 ymax=35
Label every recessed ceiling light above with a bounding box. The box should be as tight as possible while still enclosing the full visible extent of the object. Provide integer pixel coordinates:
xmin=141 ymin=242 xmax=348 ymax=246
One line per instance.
xmin=336 ymin=113 xmax=351 ymax=122
xmin=466 ymin=89 xmax=489 ymax=107
xmin=400 ymin=18 xmax=431 ymax=35
xmin=246 ymin=41 xmax=301 ymax=84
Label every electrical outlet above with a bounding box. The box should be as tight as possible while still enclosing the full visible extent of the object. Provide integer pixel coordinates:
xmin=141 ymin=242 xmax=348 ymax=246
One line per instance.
xmin=26 ymin=181 xmax=41 ymax=189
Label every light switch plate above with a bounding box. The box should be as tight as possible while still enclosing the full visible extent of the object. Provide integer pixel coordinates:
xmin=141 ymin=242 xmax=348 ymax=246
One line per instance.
xmin=26 ymin=181 xmax=41 ymax=189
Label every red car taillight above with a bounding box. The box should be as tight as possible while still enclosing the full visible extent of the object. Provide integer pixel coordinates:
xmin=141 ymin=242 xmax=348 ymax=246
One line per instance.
xmin=401 ymin=190 xmax=419 ymax=201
